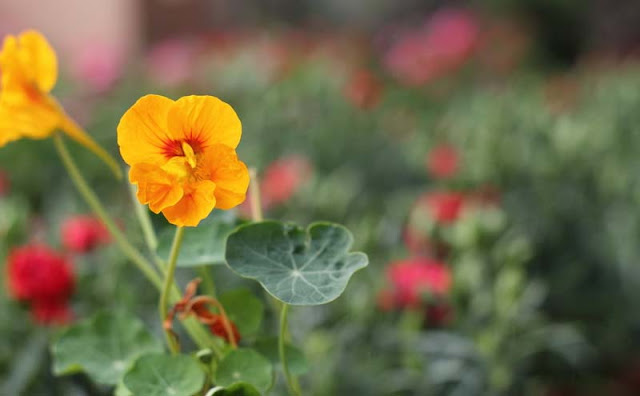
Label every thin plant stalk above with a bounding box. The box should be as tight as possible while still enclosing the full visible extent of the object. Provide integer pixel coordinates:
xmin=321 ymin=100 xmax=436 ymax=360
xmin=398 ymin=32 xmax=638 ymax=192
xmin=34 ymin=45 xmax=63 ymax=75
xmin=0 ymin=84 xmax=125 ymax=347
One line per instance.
xmin=279 ymin=304 xmax=301 ymax=396
xmin=53 ymin=133 xmax=162 ymax=289
xmin=160 ymin=226 xmax=186 ymax=354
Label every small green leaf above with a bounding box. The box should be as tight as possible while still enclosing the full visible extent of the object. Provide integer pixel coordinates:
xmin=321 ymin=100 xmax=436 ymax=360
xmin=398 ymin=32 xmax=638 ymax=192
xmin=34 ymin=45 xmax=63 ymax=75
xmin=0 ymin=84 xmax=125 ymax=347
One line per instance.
xmin=51 ymin=311 xmax=162 ymax=385
xmin=225 ymin=221 xmax=368 ymax=305
xmin=216 ymin=349 xmax=273 ymax=392
xmin=219 ymin=289 xmax=264 ymax=336
xmin=207 ymin=383 xmax=261 ymax=396
xmin=254 ymin=337 xmax=309 ymax=375
xmin=158 ymin=211 xmax=239 ymax=267
xmin=123 ymin=353 xmax=205 ymax=396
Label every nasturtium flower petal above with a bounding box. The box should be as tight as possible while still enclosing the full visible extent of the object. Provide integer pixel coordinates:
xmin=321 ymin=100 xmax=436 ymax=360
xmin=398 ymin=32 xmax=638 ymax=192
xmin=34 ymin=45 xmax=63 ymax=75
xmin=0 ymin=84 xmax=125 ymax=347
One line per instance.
xmin=163 ymin=180 xmax=217 ymax=227
xmin=16 ymin=30 xmax=58 ymax=93
xmin=168 ymin=95 xmax=242 ymax=150
xmin=118 ymin=94 xmax=249 ymax=227
xmin=117 ymin=94 xmax=176 ymax=165
xmin=202 ymin=144 xmax=250 ymax=210
xmin=130 ymin=163 xmax=184 ymax=213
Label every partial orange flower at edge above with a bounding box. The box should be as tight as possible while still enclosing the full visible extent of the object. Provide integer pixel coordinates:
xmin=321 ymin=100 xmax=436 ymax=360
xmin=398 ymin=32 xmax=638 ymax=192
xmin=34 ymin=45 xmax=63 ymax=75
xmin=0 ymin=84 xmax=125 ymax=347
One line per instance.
xmin=0 ymin=30 xmax=122 ymax=178
xmin=117 ymin=94 xmax=250 ymax=227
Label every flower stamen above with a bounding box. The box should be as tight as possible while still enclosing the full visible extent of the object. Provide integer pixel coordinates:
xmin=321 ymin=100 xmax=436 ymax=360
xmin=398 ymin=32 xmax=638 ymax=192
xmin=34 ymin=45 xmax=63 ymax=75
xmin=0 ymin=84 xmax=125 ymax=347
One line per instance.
xmin=181 ymin=141 xmax=197 ymax=169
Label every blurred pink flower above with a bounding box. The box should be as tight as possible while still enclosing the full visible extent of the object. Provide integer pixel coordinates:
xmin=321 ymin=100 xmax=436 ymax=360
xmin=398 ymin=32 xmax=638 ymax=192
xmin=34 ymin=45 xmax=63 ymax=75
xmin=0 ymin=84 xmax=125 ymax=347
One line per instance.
xmin=240 ymin=155 xmax=313 ymax=217
xmin=61 ymin=215 xmax=111 ymax=254
xmin=70 ymin=43 xmax=123 ymax=92
xmin=382 ymin=257 xmax=452 ymax=308
xmin=427 ymin=143 xmax=459 ymax=179
xmin=384 ymin=8 xmax=479 ymax=86
xmin=146 ymin=39 xmax=197 ymax=87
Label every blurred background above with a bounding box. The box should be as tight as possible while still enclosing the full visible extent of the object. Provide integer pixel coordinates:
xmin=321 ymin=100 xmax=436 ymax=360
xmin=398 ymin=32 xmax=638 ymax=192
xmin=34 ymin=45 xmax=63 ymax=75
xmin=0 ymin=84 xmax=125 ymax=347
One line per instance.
xmin=2 ymin=0 xmax=640 ymax=395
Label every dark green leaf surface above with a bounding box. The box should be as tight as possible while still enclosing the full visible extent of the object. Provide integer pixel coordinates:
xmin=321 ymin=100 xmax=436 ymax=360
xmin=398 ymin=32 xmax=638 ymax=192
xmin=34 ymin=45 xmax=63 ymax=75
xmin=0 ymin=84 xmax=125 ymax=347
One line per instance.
xmin=225 ymin=221 xmax=368 ymax=305
xmin=123 ymin=353 xmax=205 ymax=396
xmin=216 ymin=349 xmax=273 ymax=392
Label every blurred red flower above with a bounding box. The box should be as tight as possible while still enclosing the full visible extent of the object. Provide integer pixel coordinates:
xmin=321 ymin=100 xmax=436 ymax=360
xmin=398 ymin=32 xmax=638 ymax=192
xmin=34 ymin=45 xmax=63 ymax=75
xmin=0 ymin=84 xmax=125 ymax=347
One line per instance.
xmin=384 ymin=8 xmax=479 ymax=86
xmin=424 ymin=191 xmax=465 ymax=224
xmin=7 ymin=244 xmax=74 ymax=302
xmin=61 ymin=215 xmax=111 ymax=253
xmin=31 ymin=299 xmax=73 ymax=325
xmin=383 ymin=257 xmax=452 ymax=308
xmin=344 ymin=69 xmax=383 ymax=109
xmin=427 ymin=144 xmax=459 ymax=179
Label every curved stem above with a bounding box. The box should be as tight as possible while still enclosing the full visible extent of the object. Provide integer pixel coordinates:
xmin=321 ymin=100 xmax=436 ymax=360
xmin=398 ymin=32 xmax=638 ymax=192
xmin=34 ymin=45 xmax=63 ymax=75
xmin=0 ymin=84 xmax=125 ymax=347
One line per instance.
xmin=279 ymin=304 xmax=301 ymax=396
xmin=53 ymin=134 xmax=162 ymax=289
xmin=160 ymin=226 xmax=185 ymax=354
xmin=58 ymin=110 xmax=123 ymax=179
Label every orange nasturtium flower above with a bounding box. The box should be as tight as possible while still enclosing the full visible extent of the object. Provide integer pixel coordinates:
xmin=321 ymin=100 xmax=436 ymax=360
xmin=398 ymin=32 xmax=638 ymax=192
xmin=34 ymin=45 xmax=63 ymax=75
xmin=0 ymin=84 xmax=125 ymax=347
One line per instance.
xmin=117 ymin=94 xmax=250 ymax=227
xmin=0 ymin=30 xmax=120 ymax=176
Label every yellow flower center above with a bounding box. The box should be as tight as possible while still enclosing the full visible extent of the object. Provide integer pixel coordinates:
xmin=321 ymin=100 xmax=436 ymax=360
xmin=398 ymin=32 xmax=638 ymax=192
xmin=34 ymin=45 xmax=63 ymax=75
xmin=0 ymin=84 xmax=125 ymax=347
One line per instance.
xmin=181 ymin=142 xmax=197 ymax=169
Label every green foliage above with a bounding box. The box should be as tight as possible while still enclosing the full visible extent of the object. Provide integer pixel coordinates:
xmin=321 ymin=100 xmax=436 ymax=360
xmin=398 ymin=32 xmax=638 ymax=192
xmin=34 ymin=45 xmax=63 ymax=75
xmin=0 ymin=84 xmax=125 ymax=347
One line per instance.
xmin=254 ymin=337 xmax=309 ymax=375
xmin=51 ymin=311 xmax=162 ymax=385
xmin=158 ymin=211 xmax=239 ymax=267
xmin=215 ymin=349 xmax=273 ymax=392
xmin=225 ymin=221 xmax=368 ymax=305
xmin=219 ymin=289 xmax=264 ymax=336
xmin=122 ymin=353 xmax=205 ymax=396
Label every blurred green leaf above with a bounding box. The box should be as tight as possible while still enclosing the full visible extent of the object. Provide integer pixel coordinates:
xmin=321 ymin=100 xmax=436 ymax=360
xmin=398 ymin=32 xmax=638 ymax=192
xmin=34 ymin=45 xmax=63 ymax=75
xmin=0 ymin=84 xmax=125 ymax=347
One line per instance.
xmin=219 ymin=288 xmax=264 ymax=337
xmin=51 ymin=311 xmax=162 ymax=385
xmin=123 ymin=353 xmax=205 ymax=396
xmin=225 ymin=221 xmax=368 ymax=305
xmin=215 ymin=349 xmax=272 ymax=392
xmin=254 ymin=337 xmax=309 ymax=375
xmin=158 ymin=211 xmax=239 ymax=267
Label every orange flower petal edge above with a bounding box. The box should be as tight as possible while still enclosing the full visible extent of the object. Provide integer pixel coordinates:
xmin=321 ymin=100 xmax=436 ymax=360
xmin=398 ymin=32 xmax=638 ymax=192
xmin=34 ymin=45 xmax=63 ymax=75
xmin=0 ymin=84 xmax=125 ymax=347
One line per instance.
xmin=118 ymin=94 xmax=249 ymax=227
xmin=0 ymin=30 xmax=122 ymax=178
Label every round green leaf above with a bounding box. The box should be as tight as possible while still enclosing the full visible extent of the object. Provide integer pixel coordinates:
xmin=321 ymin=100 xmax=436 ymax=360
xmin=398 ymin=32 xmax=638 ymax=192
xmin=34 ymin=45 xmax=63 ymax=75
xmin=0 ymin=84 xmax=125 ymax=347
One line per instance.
xmin=158 ymin=211 xmax=239 ymax=267
xmin=254 ymin=337 xmax=309 ymax=375
xmin=123 ymin=353 xmax=205 ymax=396
xmin=51 ymin=311 xmax=162 ymax=385
xmin=207 ymin=383 xmax=261 ymax=396
xmin=219 ymin=289 xmax=264 ymax=336
xmin=225 ymin=221 xmax=368 ymax=305
xmin=216 ymin=349 xmax=273 ymax=392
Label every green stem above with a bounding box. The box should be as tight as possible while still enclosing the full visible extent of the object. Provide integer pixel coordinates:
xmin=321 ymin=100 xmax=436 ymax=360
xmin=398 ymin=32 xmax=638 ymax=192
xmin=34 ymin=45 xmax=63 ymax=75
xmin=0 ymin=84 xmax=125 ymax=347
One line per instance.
xmin=160 ymin=226 xmax=186 ymax=354
xmin=198 ymin=266 xmax=216 ymax=297
xmin=53 ymin=134 xmax=163 ymax=290
xmin=279 ymin=304 xmax=301 ymax=396
xmin=128 ymin=180 xmax=159 ymax=253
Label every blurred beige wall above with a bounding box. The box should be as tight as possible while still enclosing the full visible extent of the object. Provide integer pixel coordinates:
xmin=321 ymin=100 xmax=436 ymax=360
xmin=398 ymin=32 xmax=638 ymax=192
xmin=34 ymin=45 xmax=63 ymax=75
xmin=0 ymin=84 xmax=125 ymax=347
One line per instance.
xmin=0 ymin=0 xmax=140 ymax=59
